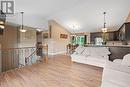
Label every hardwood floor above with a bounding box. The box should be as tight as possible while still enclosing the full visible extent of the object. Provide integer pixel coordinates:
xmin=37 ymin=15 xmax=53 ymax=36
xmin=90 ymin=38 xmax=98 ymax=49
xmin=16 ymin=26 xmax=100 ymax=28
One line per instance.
xmin=0 ymin=54 xmax=103 ymax=87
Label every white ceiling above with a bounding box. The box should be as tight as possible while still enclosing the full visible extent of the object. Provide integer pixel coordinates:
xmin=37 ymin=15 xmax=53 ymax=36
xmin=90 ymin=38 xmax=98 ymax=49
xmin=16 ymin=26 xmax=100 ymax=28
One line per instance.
xmin=6 ymin=0 xmax=130 ymax=32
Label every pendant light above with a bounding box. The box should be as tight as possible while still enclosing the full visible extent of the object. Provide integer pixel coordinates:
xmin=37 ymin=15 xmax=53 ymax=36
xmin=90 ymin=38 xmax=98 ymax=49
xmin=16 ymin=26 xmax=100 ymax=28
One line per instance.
xmin=102 ymin=12 xmax=107 ymax=33
xmin=19 ymin=12 xmax=26 ymax=32
xmin=0 ymin=10 xmax=6 ymax=29
xmin=71 ymin=25 xmax=77 ymax=37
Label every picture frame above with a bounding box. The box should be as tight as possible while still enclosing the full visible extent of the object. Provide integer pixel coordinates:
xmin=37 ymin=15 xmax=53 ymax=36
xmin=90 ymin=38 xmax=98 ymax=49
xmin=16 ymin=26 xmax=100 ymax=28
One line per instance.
xmin=60 ymin=34 xmax=68 ymax=39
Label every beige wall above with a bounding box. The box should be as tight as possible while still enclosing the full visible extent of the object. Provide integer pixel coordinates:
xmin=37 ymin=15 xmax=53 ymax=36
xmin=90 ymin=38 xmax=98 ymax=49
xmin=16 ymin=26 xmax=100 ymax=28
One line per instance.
xmin=1 ymin=24 xmax=36 ymax=48
xmin=49 ymin=20 xmax=70 ymax=42
xmin=19 ymin=26 xmax=36 ymax=47
xmin=0 ymin=44 xmax=1 ymax=72
xmin=1 ymin=25 xmax=19 ymax=72
xmin=47 ymin=20 xmax=71 ymax=55
xmin=126 ymin=12 xmax=130 ymax=22
xmin=2 ymin=25 xmax=19 ymax=49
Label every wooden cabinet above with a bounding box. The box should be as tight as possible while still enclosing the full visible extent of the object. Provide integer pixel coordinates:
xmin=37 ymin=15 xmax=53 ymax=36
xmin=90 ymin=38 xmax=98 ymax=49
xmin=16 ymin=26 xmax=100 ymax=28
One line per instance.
xmin=90 ymin=32 xmax=102 ymax=43
xmin=90 ymin=22 xmax=130 ymax=43
xmin=125 ymin=23 xmax=130 ymax=40
xmin=118 ymin=22 xmax=130 ymax=41
xmin=107 ymin=32 xmax=115 ymax=41
xmin=113 ymin=31 xmax=119 ymax=41
xmin=90 ymin=32 xmax=117 ymax=43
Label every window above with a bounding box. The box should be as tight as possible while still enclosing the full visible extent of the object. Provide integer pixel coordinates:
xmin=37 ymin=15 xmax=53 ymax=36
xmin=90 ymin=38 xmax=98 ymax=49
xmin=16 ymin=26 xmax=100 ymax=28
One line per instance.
xmin=71 ymin=35 xmax=87 ymax=45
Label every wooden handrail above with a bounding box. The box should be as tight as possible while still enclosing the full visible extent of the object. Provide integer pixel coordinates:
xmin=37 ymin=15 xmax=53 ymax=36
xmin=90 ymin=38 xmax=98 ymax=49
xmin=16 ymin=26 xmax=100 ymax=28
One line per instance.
xmin=25 ymin=50 xmax=37 ymax=65
xmin=25 ymin=49 xmax=37 ymax=60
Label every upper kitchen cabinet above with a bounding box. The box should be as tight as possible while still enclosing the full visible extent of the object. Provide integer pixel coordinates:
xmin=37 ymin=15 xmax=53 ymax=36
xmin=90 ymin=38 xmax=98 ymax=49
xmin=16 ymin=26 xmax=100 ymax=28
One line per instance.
xmin=118 ymin=22 xmax=130 ymax=41
xmin=90 ymin=31 xmax=118 ymax=43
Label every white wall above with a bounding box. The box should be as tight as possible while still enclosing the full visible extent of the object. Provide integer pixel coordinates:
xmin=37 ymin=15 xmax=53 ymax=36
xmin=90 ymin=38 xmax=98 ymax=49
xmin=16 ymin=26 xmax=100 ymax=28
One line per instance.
xmin=46 ymin=20 xmax=71 ymax=55
xmin=44 ymin=39 xmax=68 ymax=55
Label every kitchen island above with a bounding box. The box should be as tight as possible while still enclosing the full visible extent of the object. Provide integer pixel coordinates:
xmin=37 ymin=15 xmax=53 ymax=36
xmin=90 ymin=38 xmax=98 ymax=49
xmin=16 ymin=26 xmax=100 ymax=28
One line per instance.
xmin=85 ymin=44 xmax=130 ymax=61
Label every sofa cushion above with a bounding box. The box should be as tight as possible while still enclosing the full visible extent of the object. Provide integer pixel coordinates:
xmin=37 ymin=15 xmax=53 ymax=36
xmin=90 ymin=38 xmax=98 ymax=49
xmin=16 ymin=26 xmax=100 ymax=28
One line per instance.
xmin=102 ymin=61 xmax=130 ymax=87
xmin=88 ymin=47 xmax=111 ymax=56
xmin=101 ymin=81 xmax=124 ymax=87
xmin=87 ymin=55 xmax=109 ymax=63
xmin=75 ymin=46 xmax=85 ymax=54
xmin=81 ymin=47 xmax=110 ymax=56
xmin=121 ymin=54 xmax=130 ymax=67
xmin=71 ymin=54 xmax=88 ymax=62
xmin=113 ymin=59 xmax=122 ymax=64
xmin=81 ymin=47 xmax=90 ymax=56
xmin=99 ymin=47 xmax=110 ymax=54
xmin=105 ymin=61 xmax=130 ymax=74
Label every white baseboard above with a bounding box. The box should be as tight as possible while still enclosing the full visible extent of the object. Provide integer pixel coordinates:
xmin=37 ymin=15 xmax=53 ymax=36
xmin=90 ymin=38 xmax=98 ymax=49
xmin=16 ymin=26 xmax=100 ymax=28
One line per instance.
xmin=48 ymin=51 xmax=66 ymax=55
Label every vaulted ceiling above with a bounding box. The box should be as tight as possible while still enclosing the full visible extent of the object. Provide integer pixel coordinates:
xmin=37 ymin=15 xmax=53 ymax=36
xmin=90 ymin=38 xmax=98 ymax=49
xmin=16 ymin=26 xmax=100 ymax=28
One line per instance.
xmin=6 ymin=0 xmax=130 ymax=32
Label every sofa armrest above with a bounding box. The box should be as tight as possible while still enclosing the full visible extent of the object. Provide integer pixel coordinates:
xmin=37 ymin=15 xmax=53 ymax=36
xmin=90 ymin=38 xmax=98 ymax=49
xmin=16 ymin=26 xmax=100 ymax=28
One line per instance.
xmin=102 ymin=61 xmax=130 ymax=87
xmin=105 ymin=61 xmax=130 ymax=74
xmin=113 ymin=59 xmax=122 ymax=64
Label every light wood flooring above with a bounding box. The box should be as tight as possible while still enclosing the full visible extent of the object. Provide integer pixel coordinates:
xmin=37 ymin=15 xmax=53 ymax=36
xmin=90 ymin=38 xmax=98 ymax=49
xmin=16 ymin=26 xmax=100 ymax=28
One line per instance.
xmin=0 ymin=54 xmax=103 ymax=87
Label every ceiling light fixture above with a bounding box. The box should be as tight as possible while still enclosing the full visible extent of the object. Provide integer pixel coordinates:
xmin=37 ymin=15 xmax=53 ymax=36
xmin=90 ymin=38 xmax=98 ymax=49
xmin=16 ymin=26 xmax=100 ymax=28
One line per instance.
xmin=20 ymin=29 xmax=26 ymax=32
xmin=0 ymin=25 xmax=4 ymax=29
xmin=0 ymin=21 xmax=4 ymax=24
xmin=71 ymin=25 xmax=77 ymax=37
xmin=36 ymin=29 xmax=42 ymax=32
xmin=102 ymin=12 xmax=107 ymax=33
xmin=19 ymin=12 xmax=27 ymax=32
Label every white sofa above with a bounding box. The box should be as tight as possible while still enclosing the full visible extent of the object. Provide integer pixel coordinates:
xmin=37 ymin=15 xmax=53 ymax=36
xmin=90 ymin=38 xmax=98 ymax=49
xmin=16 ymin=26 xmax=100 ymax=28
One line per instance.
xmin=101 ymin=54 xmax=130 ymax=87
xmin=71 ymin=46 xmax=111 ymax=68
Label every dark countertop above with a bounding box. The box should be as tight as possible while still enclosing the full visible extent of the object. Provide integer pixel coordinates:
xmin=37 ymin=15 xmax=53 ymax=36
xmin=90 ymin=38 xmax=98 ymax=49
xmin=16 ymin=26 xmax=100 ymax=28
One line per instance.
xmin=85 ymin=45 xmax=130 ymax=48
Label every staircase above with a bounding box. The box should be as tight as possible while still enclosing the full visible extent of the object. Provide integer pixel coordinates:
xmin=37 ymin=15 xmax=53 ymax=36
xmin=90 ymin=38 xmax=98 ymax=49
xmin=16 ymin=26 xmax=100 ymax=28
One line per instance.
xmin=0 ymin=45 xmax=48 ymax=72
